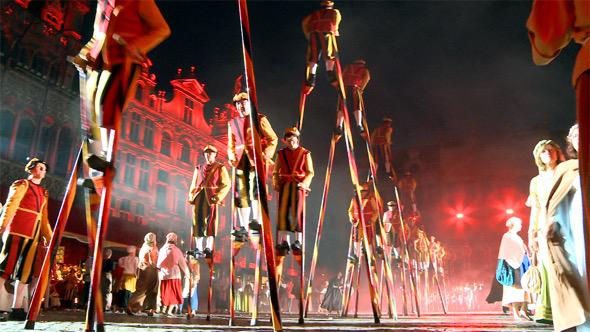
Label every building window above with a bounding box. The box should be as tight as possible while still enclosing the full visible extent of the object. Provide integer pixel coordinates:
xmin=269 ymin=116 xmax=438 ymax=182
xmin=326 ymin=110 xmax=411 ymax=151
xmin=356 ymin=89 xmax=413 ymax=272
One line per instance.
xmin=124 ymin=154 xmax=137 ymax=186
xmin=175 ymin=190 xmax=186 ymax=216
xmin=157 ymin=170 xmax=169 ymax=183
xmin=129 ymin=113 xmax=141 ymax=143
xmin=136 ymin=203 xmax=145 ymax=216
xmin=120 ymin=199 xmax=131 ymax=212
xmin=55 ymin=127 xmax=73 ymax=175
xmin=160 ymin=132 xmax=171 ymax=156
xmin=156 ymin=185 xmax=168 ymax=211
xmin=183 ymin=98 xmax=194 ymax=125
xmin=135 ymin=85 xmax=143 ymax=102
xmin=14 ymin=118 xmax=35 ymax=162
xmin=143 ymin=119 xmax=154 ymax=149
xmin=0 ymin=111 xmax=16 ymax=158
xmin=139 ymin=160 xmax=150 ymax=191
xmin=180 ymin=140 xmax=191 ymax=164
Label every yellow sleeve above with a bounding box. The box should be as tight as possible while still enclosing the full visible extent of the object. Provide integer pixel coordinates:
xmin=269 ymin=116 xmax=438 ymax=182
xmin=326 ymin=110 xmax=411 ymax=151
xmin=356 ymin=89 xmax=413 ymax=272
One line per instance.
xmin=260 ymin=116 xmax=278 ymax=161
xmin=188 ymin=166 xmax=200 ymax=203
xmin=300 ymin=152 xmax=314 ymax=189
xmin=0 ymin=180 xmax=28 ymax=230
xmin=134 ymin=0 xmax=172 ymax=54
xmin=215 ymin=165 xmax=231 ymax=203
xmin=227 ymin=122 xmax=236 ymax=165
xmin=360 ymin=68 xmax=371 ymax=91
xmin=41 ymin=195 xmax=53 ymax=242
xmin=348 ymin=199 xmax=355 ymax=222
xmin=334 ymin=9 xmax=342 ymax=33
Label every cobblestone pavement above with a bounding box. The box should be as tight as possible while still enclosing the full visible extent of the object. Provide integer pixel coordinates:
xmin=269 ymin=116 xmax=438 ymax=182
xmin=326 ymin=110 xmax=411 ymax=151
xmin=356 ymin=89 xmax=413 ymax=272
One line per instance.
xmin=0 ymin=310 xmax=553 ymax=331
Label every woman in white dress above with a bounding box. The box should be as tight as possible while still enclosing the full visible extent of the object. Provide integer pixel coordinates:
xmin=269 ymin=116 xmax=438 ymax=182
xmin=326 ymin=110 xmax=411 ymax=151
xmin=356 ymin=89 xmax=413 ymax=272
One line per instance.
xmin=498 ymin=217 xmax=529 ymax=320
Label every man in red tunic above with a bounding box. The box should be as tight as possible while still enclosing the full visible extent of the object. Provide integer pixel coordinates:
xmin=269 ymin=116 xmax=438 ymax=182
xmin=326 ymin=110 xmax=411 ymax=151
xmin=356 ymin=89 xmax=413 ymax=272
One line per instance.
xmin=188 ymin=145 xmax=230 ymax=258
xmin=228 ymin=92 xmax=278 ymax=241
xmin=370 ymin=117 xmax=394 ymax=177
xmin=347 ymin=182 xmax=379 ymax=263
xmin=272 ymin=127 xmax=314 ymax=256
xmin=302 ymin=0 xmax=342 ymax=94
xmin=0 ymin=158 xmax=53 ymax=320
xmin=527 ymin=0 xmax=590 ymax=293
xmin=73 ymin=0 xmax=170 ymax=171
xmin=341 ymin=59 xmax=371 ymax=132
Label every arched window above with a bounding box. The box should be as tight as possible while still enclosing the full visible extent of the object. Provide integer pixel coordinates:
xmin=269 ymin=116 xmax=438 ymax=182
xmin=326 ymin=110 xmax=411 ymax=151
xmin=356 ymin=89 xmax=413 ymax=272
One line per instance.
xmin=13 ymin=118 xmax=35 ymax=162
xmin=180 ymin=140 xmax=191 ymax=163
xmin=143 ymin=119 xmax=154 ymax=149
xmin=160 ymin=132 xmax=171 ymax=156
xmin=55 ymin=127 xmax=73 ymax=175
xmin=0 ymin=111 xmax=16 ymax=157
xmin=38 ymin=125 xmax=58 ymax=162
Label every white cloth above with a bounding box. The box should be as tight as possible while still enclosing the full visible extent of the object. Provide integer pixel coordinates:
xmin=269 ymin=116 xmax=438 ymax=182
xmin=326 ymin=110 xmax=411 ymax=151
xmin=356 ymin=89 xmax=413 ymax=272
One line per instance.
xmin=118 ymin=255 xmax=139 ymax=275
xmin=498 ymin=232 xmax=526 ymax=269
xmin=157 ymin=243 xmax=189 ymax=280
xmin=502 ymin=285 xmax=525 ymax=306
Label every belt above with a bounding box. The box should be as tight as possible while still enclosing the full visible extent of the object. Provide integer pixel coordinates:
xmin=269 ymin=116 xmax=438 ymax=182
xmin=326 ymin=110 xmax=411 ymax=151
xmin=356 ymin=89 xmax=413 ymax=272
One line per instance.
xmin=17 ymin=207 xmax=42 ymax=217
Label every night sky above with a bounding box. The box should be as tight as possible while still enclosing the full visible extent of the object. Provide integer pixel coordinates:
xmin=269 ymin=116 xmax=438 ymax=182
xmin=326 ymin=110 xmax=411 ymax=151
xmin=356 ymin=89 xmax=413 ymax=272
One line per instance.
xmin=89 ymin=1 xmax=579 ymax=282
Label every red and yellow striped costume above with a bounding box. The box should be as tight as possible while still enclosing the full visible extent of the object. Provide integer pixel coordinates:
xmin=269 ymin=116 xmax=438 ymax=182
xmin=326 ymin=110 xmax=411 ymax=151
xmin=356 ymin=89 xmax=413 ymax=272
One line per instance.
xmin=0 ymin=179 xmax=52 ymax=283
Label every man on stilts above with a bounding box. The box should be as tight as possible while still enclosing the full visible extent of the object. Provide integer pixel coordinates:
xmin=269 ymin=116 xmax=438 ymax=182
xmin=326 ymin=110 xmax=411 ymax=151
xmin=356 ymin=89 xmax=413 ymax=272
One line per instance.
xmin=371 ymin=117 xmax=395 ymax=179
xmin=0 ymin=159 xmax=53 ymax=320
xmin=302 ymin=0 xmax=341 ymax=95
xmin=188 ymin=145 xmax=231 ymax=259
xmin=228 ymin=92 xmax=278 ymax=241
xmin=272 ymin=127 xmax=314 ymax=321
xmin=70 ymin=1 xmax=170 ymax=329
xmin=342 ymin=59 xmax=371 ymax=133
xmin=188 ymin=144 xmax=230 ymax=319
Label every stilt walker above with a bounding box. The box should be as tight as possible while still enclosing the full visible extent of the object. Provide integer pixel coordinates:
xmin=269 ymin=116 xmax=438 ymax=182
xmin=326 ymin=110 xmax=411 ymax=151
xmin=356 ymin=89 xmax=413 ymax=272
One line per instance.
xmin=34 ymin=2 xmax=169 ymax=331
xmin=414 ymin=229 xmax=430 ymax=311
xmin=299 ymin=1 xmax=382 ymax=323
xmin=428 ymin=236 xmax=447 ymax=314
xmin=227 ymin=89 xmax=277 ymax=326
xmin=235 ymin=1 xmax=283 ymax=329
xmin=272 ymin=127 xmax=314 ymax=324
xmin=394 ymin=187 xmax=421 ymax=317
xmin=188 ymin=144 xmax=230 ymax=320
xmin=359 ymin=114 xmax=398 ymax=319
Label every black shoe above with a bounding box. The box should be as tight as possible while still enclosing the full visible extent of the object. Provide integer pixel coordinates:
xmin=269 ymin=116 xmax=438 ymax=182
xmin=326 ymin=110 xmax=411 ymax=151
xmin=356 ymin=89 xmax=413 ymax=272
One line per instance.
xmin=8 ymin=308 xmax=26 ymax=321
xmin=291 ymin=241 xmax=303 ymax=256
xmin=86 ymin=154 xmax=112 ymax=172
xmin=186 ymin=249 xmax=202 ymax=258
xmin=333 ymin=126 xmax=343 ymax=140
xmin=232 ymin=226 xmax=247 ymax=237
xmin=248 ymin=220 xmax=261 ymax=232
xmin=305 ymin=73 xmax=316 ymax=88
xmin=275 ymin=241 xmax=290 ymax=256
xmin=77 ymin=178 xmax=97 ymax=193
xmin=203 ymin=248 xmax=213 ymax=259
xmin=347 ymin=254 xmax=359 ymax=264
